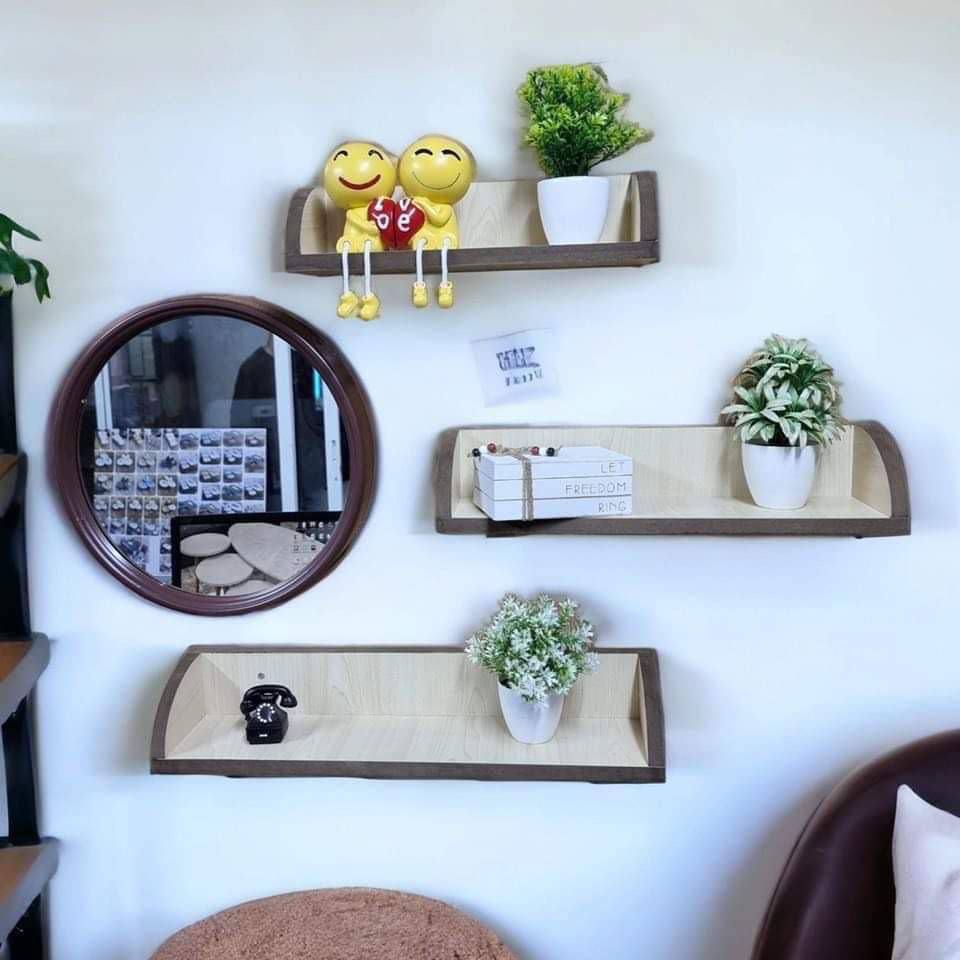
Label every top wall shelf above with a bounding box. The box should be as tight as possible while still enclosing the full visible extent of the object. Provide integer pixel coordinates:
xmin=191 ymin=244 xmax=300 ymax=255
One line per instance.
xmin=284 ymin=172 xmax=659 ymax=277
xmin=434 ymin=422 xmax=910 ymax=538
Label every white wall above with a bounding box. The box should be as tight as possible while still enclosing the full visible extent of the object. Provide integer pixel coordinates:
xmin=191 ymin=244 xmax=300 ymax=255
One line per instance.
xmin=5 ymin=1 xmax=959 ymax=957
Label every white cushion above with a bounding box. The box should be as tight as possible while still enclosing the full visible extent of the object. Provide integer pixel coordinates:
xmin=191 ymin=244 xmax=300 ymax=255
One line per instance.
xmin=893 ymin=785 xmax=960 ymax=959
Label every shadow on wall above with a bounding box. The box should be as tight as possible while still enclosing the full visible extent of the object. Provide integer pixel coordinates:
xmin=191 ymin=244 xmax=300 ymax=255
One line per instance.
xmin=269 ymin=189 xmax=292 ymax=275
xmin=0 ymin=122 xmax=121 ymax=307
xmin=116 ymin=648 xmax=180 ymax=776
xmin=693 ymin=778 xmax=829 ymax=960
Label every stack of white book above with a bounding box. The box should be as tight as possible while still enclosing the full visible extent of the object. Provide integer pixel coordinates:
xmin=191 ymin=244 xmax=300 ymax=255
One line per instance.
xmin=473 ymin=446 xmax=633 ymax=521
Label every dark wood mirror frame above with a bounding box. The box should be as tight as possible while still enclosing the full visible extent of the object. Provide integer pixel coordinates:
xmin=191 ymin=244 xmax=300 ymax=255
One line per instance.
xmin=49 ymin=294 xmax=377 ymax=616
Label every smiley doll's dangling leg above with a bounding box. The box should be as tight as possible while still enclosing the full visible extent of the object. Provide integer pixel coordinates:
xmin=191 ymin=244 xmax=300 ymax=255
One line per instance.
xmin=437 ymin=238 xmax=453 ymax=308
xmin=412 ymin=239 xmax=428 ymax=308
xmin=358 ymin=240 xmax=381 ymax=321
xmin=336 ymin=245 xmax=360 ymax=319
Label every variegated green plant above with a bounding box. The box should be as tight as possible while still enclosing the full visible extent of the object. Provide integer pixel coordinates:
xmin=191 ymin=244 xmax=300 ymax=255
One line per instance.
xmin=721 ymin=335 xmax=845 ymax=447
xmin=466 ymin=594 xmax=598 ymax=704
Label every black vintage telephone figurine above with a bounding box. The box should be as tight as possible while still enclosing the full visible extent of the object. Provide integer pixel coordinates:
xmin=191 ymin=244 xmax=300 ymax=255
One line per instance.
xmin=240 ymin=684 xmax=298 ymax=745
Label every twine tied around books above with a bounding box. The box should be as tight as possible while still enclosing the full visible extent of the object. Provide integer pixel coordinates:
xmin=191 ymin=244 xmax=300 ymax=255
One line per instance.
xmin=472 ymin=443 xmax=559 ymax=523
xmin=496 ymin=446 xmax=536 ymax=521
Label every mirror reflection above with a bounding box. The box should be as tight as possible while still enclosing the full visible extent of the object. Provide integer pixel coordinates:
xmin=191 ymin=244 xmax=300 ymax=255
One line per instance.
xmin=80 ymin=314 xmax=347 ymax=594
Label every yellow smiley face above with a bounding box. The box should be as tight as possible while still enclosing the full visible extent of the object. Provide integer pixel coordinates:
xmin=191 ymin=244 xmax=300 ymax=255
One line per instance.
xmin=398 ymin=135 xmax=475 ymax=204
xmin=323 ymin=141 xmax=397 ymax=209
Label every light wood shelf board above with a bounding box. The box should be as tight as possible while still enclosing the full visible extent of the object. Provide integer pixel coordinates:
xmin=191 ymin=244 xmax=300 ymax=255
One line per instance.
xmin=0 ymin=635 xmax=49 ymax=726
xmin=152 ymin=645 xmax=665 ymax=784
xmin=0 ymin=454 xmax=21 ymax=520
xmin=434 ymin=422 xmax=909 ymax=538
xmin=0 ymin=840 xmax=58 ymax=945
xmin=0 ymin=456 xmax=19 ymax=482
xmin=173 ymin=716 xmax=648 ymax=767
xmin=451 ymin=495 xmax=887 ymax=523
xmin=284 ymin=172 xmax=659 ymax=277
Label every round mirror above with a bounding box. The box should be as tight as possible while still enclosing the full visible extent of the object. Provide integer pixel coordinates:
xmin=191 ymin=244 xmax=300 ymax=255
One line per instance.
xmin=51 ymin=295 xmax=376 ymax=615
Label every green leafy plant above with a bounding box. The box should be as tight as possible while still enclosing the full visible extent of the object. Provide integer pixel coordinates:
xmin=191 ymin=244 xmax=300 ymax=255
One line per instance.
xmin=0 ymin=215 xmax=50 ymax=302
xmin=466 ymin=594 xmax=598 ymax=704
xmin=721 ymin=335 xmax=845 ymax=447
xmin=517 ymin=63 xmax=653 ymax=178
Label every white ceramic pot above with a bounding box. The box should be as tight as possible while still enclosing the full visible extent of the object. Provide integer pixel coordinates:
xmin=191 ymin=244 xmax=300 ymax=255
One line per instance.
xmin=497 ymin=683 xmax=565 ymax=744
xmin=741 ymin=442 xmax=818 ymax=509
xmin=536 ymin=176 xmax=611 ymax=245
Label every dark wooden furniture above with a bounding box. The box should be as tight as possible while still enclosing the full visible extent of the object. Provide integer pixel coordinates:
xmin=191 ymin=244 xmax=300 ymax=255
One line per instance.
xmin=49 ymin=294 xmax=378 ymax=616
xmin=435 ymin=423 xmax=910 ymax=538
xmin=151 ymin=644 xmax=665 ymax=784
xmin=0 ymin=292 xmax=58 ymax=959
xmin=151 ymin=888 xmax=518 ymax=960
xmin=285 ymin=171 xmax=659 ymax=277
xmin=752 ymin=729 xmax=960 ymax=960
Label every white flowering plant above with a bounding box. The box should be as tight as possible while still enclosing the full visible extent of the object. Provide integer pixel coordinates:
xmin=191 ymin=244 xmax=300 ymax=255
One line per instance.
xmin=466 ymin=594 xmax=599 ymax=704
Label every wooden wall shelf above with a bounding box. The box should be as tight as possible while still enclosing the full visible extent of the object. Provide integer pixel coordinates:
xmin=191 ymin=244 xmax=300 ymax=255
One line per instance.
xmin=0 ymin=840 xmax=58 ymax=945
xmin=434 ymin=422 xmax=909 ymax=538
xmin=0 ymin=454 xmax=21 ymax=520
xmin=152 ymin=645 xmax=665 ymax=784
xmin=0 ymin=635 xmax=49 ymax=726
xmin=284 ymin=172 xmax=659 ymax=277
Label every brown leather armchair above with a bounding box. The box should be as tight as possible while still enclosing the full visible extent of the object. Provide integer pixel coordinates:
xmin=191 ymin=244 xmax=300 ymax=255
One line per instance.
xmin=751 ymin=729 xmax=960 ymax=960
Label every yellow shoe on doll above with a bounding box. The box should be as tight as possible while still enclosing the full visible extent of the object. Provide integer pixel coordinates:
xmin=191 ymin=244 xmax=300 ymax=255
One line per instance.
xmin=336 ymin=291 xmax=360 ymax=319
xmin=412 ymin=281 xmax=428 ymax=308
xmin=437 ymin=281 xmax=454 ymax=309
xmin=359 ymin=292 xmax=381 ymax=321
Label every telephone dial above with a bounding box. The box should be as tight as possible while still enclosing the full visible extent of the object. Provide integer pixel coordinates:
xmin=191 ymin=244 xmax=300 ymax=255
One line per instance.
xmin=240 ymin=684 xmax=298 ymax=745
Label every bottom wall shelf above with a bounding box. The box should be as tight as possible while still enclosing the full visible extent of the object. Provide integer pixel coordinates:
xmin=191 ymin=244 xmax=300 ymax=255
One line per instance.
xmin=152 ymin=645 xmax=665 ymax=784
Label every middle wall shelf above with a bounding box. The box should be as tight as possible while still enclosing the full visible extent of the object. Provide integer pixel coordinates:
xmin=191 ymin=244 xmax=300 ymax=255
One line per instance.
xmin=434 ymin=423 xmax=910 ymax=538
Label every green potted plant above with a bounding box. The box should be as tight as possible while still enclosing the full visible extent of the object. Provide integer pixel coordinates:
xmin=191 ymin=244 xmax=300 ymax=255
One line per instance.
xmin=0 ymin=214 xmax=50 ymax=451
xmin=517 ymin=63 xmax=653 ymax=245
xmin=0 ymin=215 xmax=51 ymax=303
xmin=466 ymin=593 xmax=598 ymax=744
xmin=721 ymin=335 xmax=845 ymax=509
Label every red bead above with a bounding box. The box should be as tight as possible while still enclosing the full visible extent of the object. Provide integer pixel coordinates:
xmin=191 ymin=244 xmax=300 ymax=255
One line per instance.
xmin=486 ymin=442 xmax=497 ymax=453
xmin=530 ymin=446 xmax=540 ymax=456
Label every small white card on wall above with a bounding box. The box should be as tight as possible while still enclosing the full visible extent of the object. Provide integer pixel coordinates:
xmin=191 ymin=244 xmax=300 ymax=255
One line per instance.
xmin=471 ymin=328 xmax=561 ymax=406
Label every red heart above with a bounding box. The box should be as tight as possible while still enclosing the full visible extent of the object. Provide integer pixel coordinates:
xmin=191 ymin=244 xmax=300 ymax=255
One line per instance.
xmin=367 ymin=196 xmax=425 ymax=250
xmin=367 ymin=197 xmax=397 ymax=247
xmin=393 ymin=196 xmax=425 ymax=248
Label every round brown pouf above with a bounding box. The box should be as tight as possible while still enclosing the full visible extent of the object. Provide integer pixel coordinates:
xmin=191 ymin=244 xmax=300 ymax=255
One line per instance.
xmin=151 ymin=887 xmax=518 ymax=960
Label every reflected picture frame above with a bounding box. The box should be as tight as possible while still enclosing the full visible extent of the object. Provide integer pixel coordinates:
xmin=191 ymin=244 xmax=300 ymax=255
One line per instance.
xmin=171 ymin=510 xmax=341 ymax=592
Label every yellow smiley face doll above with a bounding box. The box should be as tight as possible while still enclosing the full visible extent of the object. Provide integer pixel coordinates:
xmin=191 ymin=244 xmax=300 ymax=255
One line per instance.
xmin=323 ymin=141 xmax=397 ymax=320
xmin=397 ymin=134 xmax=475 ymax=308
xmin=397 ymin=135 xmax=475 ymax=249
